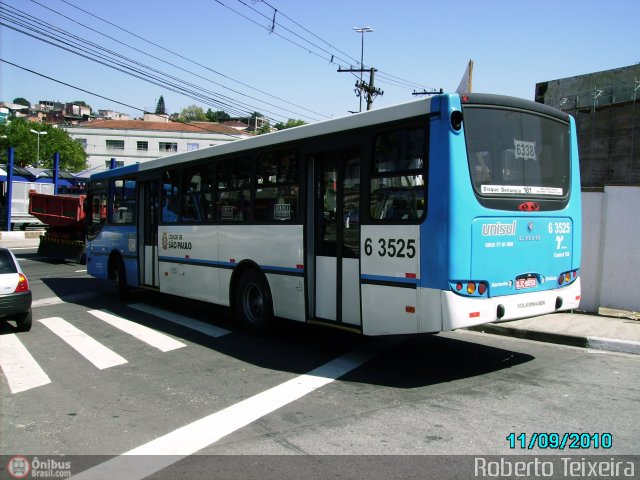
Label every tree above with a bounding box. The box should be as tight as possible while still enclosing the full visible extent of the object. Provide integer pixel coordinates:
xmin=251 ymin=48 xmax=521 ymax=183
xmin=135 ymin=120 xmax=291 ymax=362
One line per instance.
xmin=0 ymin=118 xmax=87 ymax=172
xmin=179 ymin=104 xmax=206 ymax=122
xmin=257 ymin=122 xmax=271 ymax=135
xmin=274 ymin=119 xmax=306 ymax=130
xmin=12 ymin=97 xmax=30 ymax=108
xmin=205 ymin=109 xmax=231 ymax=122
xmin=155 ymin=95 xmax=166 ymax=115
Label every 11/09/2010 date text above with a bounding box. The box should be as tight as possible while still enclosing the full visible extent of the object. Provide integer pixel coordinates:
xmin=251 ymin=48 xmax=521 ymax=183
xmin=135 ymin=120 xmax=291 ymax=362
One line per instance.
xmin=506 ymin=432 xmax=612 ymax=450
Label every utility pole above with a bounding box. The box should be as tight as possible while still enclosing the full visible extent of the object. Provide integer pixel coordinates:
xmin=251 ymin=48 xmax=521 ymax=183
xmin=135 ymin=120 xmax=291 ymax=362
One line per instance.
xmin=354 ymin=27 xmax=373 ymax=111
xmin=340 ymin=26 xmax=379 ymax=112
xmin=338 ymin=66 xmax=383 ymax=111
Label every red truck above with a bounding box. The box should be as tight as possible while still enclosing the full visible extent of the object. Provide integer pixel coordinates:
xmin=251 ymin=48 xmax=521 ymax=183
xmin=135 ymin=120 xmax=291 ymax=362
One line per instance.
xmin=28 ymin=191 xmax=86 ymax=263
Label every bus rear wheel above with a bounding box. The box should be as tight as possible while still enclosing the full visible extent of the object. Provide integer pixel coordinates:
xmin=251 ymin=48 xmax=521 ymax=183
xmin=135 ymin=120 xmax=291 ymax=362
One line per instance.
xmin=234 ymin=270 xmax=274 ymax=334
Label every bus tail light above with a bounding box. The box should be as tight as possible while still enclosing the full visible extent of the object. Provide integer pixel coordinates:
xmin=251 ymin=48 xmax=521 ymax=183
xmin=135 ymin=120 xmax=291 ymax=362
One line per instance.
xmin=558 ymin=269 xmax=579 ymax=286
xmin=467 ymin=281 xmax=476 ymax=295
xmin=451 ymin=280 xmax=488 ymax=297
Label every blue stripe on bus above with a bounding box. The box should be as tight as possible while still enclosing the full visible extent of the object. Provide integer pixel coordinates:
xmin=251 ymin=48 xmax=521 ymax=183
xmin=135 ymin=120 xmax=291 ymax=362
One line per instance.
xmin=157 ymin=256 xmax=304 ymax=276
xmin=360 ymin=274 xmax=418 ymax=288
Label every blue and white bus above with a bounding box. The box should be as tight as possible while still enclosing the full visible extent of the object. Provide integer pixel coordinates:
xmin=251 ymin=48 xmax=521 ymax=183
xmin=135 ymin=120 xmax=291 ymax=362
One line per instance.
xmin=85 ymin=93 xmax=581 ymax=335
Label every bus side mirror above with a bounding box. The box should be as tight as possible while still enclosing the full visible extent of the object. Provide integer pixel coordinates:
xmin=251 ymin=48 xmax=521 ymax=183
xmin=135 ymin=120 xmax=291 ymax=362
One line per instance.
xmin=451 ymin=110 xmax=463 ymax=132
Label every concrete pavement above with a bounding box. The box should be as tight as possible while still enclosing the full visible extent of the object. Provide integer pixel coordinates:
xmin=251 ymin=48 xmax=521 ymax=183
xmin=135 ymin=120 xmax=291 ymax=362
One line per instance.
xmin=2 ymin=230 xmax=639 ymax=355
xmin=467 ymin=312 xmax=640 ymax=355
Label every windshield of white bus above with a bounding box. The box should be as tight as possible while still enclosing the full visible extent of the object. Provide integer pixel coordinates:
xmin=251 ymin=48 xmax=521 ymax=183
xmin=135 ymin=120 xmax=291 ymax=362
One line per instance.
xmin=463 ymin=106 xmax=570 ymax=202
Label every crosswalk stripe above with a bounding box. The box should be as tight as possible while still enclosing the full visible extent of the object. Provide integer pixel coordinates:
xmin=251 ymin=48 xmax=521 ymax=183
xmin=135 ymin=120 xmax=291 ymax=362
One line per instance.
xmin=39 ymin=317 xmax=128 ymax=370
xmin=0 ymin=333 xmax=51 ymax=393
xmin=88 ymin=310 xmax=187 ymax=352
xmin=32 ymin=291 xmax=99 ymax=309
xmin=70 ymin=341 xmax=398 ymax=480
xmin=128 ymin=303 xmax=231 ymax=338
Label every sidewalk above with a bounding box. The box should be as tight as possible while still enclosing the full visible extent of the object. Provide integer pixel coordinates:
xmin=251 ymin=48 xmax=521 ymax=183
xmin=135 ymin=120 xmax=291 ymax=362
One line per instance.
xmin=0 ymin=231 xmax=43 ymax=249
xmin=467 ymin=312 xmax=640 ymax=355
xmin=2 ymin=230 xmax=639 ymax=355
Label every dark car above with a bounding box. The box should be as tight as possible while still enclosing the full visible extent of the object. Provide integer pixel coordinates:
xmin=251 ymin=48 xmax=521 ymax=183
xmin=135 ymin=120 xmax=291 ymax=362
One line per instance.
xmin=0 ymin=247 xmax=32 ymax=332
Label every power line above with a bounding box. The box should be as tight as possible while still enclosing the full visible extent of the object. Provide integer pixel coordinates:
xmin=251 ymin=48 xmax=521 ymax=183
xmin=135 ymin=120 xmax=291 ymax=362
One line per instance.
xmin=53 ymin=0 xmax=327 ymax=120
xmin=230 ymin=0 xmax=436 ymax=92
xmin=259 ymin=0 xmax=360 ymax=66
xmin=1 ymin=3 xmax=302 ymax=123
xmin=234 ymin=0 xmax=355 ymax=69
xmin=0 ymin=58 xmax=246 ymax=138
xmin=1 ymin=3 xmax=251 ymax=117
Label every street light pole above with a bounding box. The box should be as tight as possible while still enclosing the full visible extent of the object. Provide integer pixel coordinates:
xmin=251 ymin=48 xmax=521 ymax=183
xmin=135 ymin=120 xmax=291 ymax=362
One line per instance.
xmin=353 ymin=26 xmax=373 ymax=112
xmin=29 ymin=129 xmax=47 ymax=167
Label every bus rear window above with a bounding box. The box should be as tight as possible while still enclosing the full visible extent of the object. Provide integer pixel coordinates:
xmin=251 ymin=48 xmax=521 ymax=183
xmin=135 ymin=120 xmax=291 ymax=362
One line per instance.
xmin=463 ymin=107 xmax=570 ymax=200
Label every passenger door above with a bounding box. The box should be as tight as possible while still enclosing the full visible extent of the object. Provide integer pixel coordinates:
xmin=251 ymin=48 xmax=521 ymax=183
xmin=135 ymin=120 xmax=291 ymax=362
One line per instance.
xmin=311 ymin=150 xmax=362 ymax=327
xmin=139 ymin=179 xmax=160 ymax=287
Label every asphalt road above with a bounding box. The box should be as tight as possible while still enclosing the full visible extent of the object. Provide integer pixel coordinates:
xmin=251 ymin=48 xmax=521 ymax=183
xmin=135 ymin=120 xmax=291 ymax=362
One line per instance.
xmin=2 ymin=248 xmax=639 ymax=478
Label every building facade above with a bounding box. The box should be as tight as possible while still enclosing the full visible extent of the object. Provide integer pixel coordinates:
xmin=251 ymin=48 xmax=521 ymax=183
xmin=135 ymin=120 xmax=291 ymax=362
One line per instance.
xmin=536 ymin=64 xmax=640 ymax=187
xmin=64 ymin=120 xmax=249 ymax=172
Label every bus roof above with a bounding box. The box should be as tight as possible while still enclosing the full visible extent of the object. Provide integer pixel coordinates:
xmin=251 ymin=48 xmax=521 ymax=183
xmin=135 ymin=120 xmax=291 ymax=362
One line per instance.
xmin=90 ymin=96 xmax=434 ymax=180
xmin=90 ymin=93 xmax=567 ymax=181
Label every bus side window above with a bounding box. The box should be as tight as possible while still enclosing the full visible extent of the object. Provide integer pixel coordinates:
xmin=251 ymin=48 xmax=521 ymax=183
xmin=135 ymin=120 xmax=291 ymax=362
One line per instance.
xmin=255 ymin=151 xmax=298 ymax=222
xmin=110 ymin=179 xmax=136 ymax=224
xmin=182 ymin=165 xmax=212 ymax=223
xmin=87 ymin=183 xmax=108 ymax=237
xmin=162 ymin=169 xmax=180 ymax=223
xmin=216 ymin=157 xmax=252 ymax=222
xmin=371 ymin=127 xmax=427 ymax=222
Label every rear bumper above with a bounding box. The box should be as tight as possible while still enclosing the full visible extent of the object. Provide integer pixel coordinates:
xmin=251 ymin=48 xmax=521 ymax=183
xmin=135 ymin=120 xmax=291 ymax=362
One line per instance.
xmin=442 ymin=278 xmax=581 ymax=331
xmin=0 ymin=291 xmax=33 ymax=317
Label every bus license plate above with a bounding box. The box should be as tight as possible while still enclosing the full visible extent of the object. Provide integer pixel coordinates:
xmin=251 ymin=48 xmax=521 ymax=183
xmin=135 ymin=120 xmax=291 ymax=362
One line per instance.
xmin=516 ymin=277 xmax=537 ymax=290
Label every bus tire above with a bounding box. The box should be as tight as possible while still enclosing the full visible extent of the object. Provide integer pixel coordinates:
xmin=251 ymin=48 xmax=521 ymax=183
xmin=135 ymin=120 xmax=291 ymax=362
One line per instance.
xmin=113 ymin=257 xmax=130 ymax=301
xmin=234 ymin=269 xmax=274 ymax=334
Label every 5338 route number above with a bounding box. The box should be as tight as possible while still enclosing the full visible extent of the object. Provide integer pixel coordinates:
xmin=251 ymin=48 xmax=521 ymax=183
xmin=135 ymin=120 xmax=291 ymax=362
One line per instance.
xmin=364 ymin=238 xmax=416 ymax=258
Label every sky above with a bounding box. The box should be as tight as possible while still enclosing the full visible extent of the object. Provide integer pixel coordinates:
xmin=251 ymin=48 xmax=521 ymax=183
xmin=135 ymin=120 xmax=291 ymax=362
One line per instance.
xmin=1 ymin=0 xmax=639 ymax=125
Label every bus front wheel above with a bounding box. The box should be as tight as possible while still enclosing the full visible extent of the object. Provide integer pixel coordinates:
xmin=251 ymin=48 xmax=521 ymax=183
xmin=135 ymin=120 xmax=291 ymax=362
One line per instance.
xmin=234 ymin=270 xmax=274 ymax=334
xmin=112 ymin=257 xmax=130 ymax=301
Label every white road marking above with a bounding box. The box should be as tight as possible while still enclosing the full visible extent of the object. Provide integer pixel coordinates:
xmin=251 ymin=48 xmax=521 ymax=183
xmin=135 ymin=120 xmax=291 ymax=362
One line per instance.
xmin=39 ymin=317 xmax=128 ymax=370
xmin=0 ymin=333 xmax=51 ymax=393
xmin=71 ymin=342 xmax=393 ymax=480
xmin=88 ymin=310 xmax=187 ymax=352
xmin=32 ymin=291 xmax=99 ymax=308
xmin=128 ymin=303 xmax=230 ymax=338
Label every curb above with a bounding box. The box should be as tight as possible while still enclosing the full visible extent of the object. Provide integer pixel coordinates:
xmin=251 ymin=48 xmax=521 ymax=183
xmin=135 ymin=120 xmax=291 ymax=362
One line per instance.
xmin=466 ymin=324 xmax=640 ymax=355
xmin=587 ymin=336 xmax=640 ymax=355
